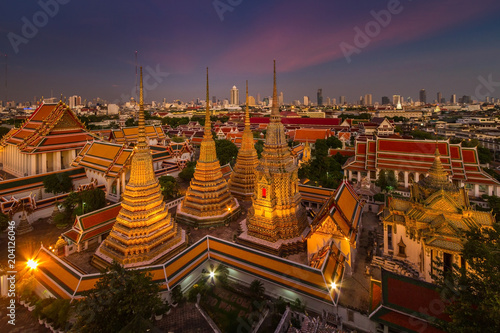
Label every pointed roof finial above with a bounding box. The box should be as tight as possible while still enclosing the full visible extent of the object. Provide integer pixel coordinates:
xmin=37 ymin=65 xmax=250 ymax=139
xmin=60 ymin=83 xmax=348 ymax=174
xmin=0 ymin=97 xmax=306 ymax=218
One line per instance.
xmin=271 ymin=60 xmax=280 ymax=120
xmin=204 ymin=67 xmax=212 ymax=137
xmin=137 ymin=66 xmax=146 ymax=147
xmin=245 ymin=80 xmax=250 ymax=128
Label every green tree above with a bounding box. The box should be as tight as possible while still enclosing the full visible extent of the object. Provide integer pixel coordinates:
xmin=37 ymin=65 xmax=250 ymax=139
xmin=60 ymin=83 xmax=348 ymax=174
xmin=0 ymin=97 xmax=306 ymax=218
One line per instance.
xmin=255 ymin=140 xmax=264 ymax=158
xmin=0 ymin=126 xmax=10 ymax=139
xmin=179 ymin=161 xmax=196 ymax=182
xmin=249 ymin=279 xmax=265 ymax=300
xmin=376 ymin=170 xmax=397 ymax=191
xmin=314 ymin=139 xmax=329 ymax=159
xmin=79 ymin=188 xmax=106 ymax=213
xmin=432 ymin=223 xmax=500 ymax=332
xmin=170 ymin=136 xmax=185 ymax=143
xmin=43 ymin=172 xmax=73 ymax=194
xmin=158 ymin=175 xmax=179 ymax=200
xmin=215 ymin=139 xmax=239 ymax=166
xmin=326 ymin=136 xmax=342 ymax=149
xmin=125 ymin=118 xmax=136 ymax=127
xmin=73 ymin=261 xmax=163 ymax=333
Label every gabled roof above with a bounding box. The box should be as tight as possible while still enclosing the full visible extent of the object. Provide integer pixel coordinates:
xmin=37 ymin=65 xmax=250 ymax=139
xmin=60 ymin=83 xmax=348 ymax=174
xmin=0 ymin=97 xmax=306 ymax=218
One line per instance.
xmin=71 ymin=141 xmax=133 ymax=178
xmin=370 ymin=270 xmax=448 ymax=333
xmin=293 ymin=128 xmax=332 ymax=142
xmin=63 ymin=203 xmax=121 ymax=244
xmin=1 ymin=102 xmax=96 ymax=153
xmin=111 ymin=125 xmax=166 ymax=145
xmin=307 ymin=180 xmax=364 ymax=246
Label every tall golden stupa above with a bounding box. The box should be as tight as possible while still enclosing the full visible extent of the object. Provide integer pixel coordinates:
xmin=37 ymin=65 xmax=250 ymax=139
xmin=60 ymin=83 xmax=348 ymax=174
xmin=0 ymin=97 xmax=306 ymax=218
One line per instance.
xmin=93 ymin=68 xmax=186 ymax=269
xmin=176 ymin=69 xmax=240 ymax=228
xmin=228 ymin=81 xmax=259 ymax=201
xmin=238 ymin=61 xmax=308 ymax=255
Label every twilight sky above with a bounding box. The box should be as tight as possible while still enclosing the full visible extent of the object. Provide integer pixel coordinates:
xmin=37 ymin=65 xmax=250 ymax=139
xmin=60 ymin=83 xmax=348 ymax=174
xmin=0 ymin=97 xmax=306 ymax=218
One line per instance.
xmin=0 ymin=0 xmax=499 ymax=105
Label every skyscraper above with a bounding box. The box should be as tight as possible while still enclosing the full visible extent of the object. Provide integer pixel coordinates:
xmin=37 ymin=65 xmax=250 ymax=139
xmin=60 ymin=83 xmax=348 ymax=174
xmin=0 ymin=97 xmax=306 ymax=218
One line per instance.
xmin=450 ymin=94 xmax=457 ymax=104
xmin=381 ymin=96 xmax=390 ymax=105
xmin=419 ymin=89 xmax=426 ymax=104
xmin=304 ymin=96 xmax=309 ymax=106
xmin=364 ymin=94 xmax=372 ymax=106
xmin=393 ymin=95 xmax=401 ymax=106
xmin=437 ymin=92 xmax=442 ymax=104
xmin=279 ymin=92 xmax=284 ymax=106
xmin=317 ymin=89 xmax=323 ymax=106
xmin=230 ymin=85 xmax=239 ymax=105
xmin=339 ymin=96 xmax=346 ymax=105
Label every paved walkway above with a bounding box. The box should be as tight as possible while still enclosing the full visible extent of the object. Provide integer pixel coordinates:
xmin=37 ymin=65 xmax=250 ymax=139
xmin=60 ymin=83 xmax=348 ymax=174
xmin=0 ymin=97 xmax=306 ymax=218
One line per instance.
xmin=156 ymin=302 xmax=214 ymax=333
xmin=0 ymin=298 xmax=50 ymax=333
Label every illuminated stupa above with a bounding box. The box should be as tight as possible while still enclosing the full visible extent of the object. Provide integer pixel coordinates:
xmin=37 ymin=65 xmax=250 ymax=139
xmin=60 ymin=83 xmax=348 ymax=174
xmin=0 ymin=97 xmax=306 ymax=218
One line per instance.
xmin=228 ymin=81 xmax=259 ymax=201
xmin=176 ymin=68 xmax=240 ymax=228
xmin=238 ymin=61 xmax=308 ymax=256
xmin=93 ymin=68 xmax=186 ymax=268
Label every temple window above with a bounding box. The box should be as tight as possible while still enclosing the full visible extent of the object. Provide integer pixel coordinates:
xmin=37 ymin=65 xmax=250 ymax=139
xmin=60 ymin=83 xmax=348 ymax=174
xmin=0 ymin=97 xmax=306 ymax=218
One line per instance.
xmin=262 ymin=188 xmax=267 ymax=198
xmin=397 ymin=237 xmax=406 ymax=258
xmin=387 ymin=225 xmax=393 ymax=250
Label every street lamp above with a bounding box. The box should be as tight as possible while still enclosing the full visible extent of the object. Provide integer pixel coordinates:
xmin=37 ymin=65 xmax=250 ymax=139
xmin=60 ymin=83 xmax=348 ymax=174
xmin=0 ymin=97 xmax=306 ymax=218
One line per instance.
xmin=82 ymin=202 xmax=86 ymax=214
xmin=27 ymin=259 xmax=38 ymax=270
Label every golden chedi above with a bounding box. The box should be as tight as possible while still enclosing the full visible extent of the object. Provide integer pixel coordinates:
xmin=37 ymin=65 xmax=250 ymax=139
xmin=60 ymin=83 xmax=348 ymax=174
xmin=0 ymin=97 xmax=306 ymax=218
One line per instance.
xmin=176 ymin=68 xmax=240 ymax=228
xmin=239 ymin=61 xmax=308 ymax=256
xmin=93 ymin=68 xmax=186 ymax=268
xmin=229 ymin=81 xmax=258 ymax=201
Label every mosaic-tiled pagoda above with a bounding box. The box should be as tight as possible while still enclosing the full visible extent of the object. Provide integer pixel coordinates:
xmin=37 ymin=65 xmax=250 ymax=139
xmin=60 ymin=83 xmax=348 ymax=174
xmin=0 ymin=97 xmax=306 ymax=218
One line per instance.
xmin=228 ymin=81 xmax=258 ymax=201
xmin=239 ymin=61 xmax=308 ymax=256
xmin=380 ymin=147 xmax=495 ymax=282
xmin=176 ymin=69 xmax=240 ymax=228
xmin=93 ymin=68 xmax=186 ymax=269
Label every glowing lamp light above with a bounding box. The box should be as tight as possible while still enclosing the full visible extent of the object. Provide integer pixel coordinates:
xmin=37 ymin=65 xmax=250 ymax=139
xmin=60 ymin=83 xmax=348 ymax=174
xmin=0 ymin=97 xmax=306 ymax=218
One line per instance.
xmin=27 ymin=259 xmax=38 ymax=270
xmin=209 ymin=271 xmax=215 ymax=279
xmin=228 ymin=207 xmax=231 ymax=212
xmin=331 ymin=282 xmax=337 ymax=290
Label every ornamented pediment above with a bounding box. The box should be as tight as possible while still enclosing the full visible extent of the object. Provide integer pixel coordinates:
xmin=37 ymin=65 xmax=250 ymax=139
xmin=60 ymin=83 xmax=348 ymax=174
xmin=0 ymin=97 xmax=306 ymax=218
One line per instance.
xmin=425 ymin=192 xmax=461 ymax=213
xmin=54 ymin=110 xmax=82 ymax=130
xmin=316 ymin=216 xmax=338 ymax=235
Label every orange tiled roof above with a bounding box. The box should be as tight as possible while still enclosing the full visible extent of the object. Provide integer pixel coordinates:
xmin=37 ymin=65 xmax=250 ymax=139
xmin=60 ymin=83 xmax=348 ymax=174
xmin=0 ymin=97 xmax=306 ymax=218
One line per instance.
xmin=71 ymin=141 xmax=133 ymax=178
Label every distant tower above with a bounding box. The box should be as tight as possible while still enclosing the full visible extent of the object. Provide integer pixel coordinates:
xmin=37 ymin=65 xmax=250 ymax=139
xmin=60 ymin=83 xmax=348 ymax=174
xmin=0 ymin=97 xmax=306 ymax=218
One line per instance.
xmin=419 ymin=89 xmax=426 ymax=104
xmin=450 ymin=94 xmax=457 ymax=104
xmin=229 ymin=81 xmax=259 ymax=201
xmin=230 ymin=85 xmax=239 ymax=105
xmin=364 ymin=94 xmax=372 ymax=106
xmin=381 ymin=96 xmax=390 ymax=105
xmin=176 ymin=69 xmax=240 ymax=228
xmin=304 ymin=96 xmax=309 ymax=106
xmin=279 ymin=92 xmax=284 ymax=106
xmin=238 ymin=61 xmax=308 ymax=256
xmin=339 ymin=96 xmax=346 ymax=105
xmin=393 ymin=95 xmax=401 ymax=106
xmin=317 ymin=89 xmax=323 ymax=106
xmin=93 ymin=68 xmax=186 ymax=268
xmin=437 ymin=92 xmax=442 ymax=104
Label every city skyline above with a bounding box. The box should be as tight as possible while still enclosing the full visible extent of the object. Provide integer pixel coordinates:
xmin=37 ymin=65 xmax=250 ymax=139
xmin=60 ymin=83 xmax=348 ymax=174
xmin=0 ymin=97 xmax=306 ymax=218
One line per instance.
xmin=0 ymin=0 xmax=499 ymax=104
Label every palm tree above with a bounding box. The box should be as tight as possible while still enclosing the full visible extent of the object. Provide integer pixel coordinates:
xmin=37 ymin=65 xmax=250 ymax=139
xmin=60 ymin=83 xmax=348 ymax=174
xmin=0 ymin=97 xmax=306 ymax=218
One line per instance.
xmin=213 ymin=264 xmax=229 ymax=285
xmin=249 ymin=279 xmax=265 ymax=299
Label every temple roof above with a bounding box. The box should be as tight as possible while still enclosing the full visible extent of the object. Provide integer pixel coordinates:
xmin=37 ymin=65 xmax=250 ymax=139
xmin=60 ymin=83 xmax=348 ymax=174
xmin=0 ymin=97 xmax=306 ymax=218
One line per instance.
xmin=0 ymin=102 xmax=96 ymax=153
xmin=110 ymin=125 xmax=166 ymax=145
xmin=72 ymin=141 xmax=133 ymax=178
xmin=344 ymin=138 xmax=500 ymax=187
xmin=308 ymin=179 xmax=364 ymax=246
xmin=370 ymin=270 xmax=448 ymax=333
xmin=418 ymin=148 xmax=457 ymax=192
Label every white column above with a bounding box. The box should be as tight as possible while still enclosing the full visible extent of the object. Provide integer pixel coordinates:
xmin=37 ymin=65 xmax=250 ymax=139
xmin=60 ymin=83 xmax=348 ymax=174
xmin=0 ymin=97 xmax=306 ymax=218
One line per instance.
xmin=31 ymin=155 xmax=36 ymax=175
xmin=474 ymin=184 xmax=479 ymax=198
xmin=41 ymin=154 xmax=47 ymax=173
xmin=496 ymin=186 xmax=500 ymax=197
xmin=404 ymin=171 xmax=409 ymax=188
xmin=55 ymin=151 xmax=62 ymax=171
xmin=488 ymin=185 xmax=494 ymax=196
xmin=348 ymin=170 xmax=353 ymax=181
xmin=415 ymin=172 xmax=420 ymax=182
xmin=357 ymin=171 xmax=361 ymax=182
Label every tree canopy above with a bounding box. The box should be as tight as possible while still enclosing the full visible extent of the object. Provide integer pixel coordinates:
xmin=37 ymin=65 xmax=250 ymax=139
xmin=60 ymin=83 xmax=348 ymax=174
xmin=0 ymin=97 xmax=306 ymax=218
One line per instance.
xmin=158 ymin=175 xmax=180 ymax=200
xmin=215 ymin=139 xmax=239 ymax=166
xmin=73 ymin=261 xmax=164 ymax=333
xmin=432 ymin=223 xmax=500 ymax=332
xmin=376 ymin=169 xmax=398 ymax=191
xmin=178 ymin=161 xmax=196 ymax=182
xmin=43 ymin=172 xmax=73 ymax=194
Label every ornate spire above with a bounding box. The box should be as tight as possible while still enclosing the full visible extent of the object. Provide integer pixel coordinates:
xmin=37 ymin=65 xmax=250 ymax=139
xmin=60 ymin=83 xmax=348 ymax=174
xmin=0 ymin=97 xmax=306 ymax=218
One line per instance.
xmin=271 ymin=60 xmax=280 ymax=120
xmin=204 ymin=67 xmax=211 ymax=138
xmin=137 ymin=67 xmax=147 ymax=148
xmin=229 ymin=80 xmax=259 ymax=201
xmin=94 ymin=68 xmax=186 ymax=268
xmin=418 ymin=145 xmax=457 ymax=191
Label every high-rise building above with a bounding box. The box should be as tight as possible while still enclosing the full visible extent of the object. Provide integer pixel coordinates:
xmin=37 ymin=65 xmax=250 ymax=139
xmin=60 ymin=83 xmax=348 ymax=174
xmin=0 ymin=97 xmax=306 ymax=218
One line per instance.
xmin=304 ymin=96 xmax=309 ymax=106
xmin=325 ymin=97 xmax=331 ymax=106
xmin=393 ymin=95 xmax=401 ymax=106
xmin=68 ymin=95 xmax=81 ymax=109
xmin=248 ymin=96 xmax=256 ymax=106
xmin=419 ymin=89 xmax=426 ymax=104
xmin=256 ymin=93 xmax=260 ymax=103
xmin=437 ymin=92 xmax=442 ymax=104
xmin=230 ymin=85 xmax=239 ymax=105
xmin=364 ymin=94 xmax=372 ymax=106
xmin=317 ymin=89 xmax=323 ymax=106
xmin=339 ymin=96 xmax=346 ymax=105
xmin=212 ymin=95 xmax=216 ymax=104
xmin=279 ymin=92 xmax=284 ymax=106
xmin=450 ymin=94 xmax=457 ymax=104
xmin=381 ymin=96 xmax=390 ymax=105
